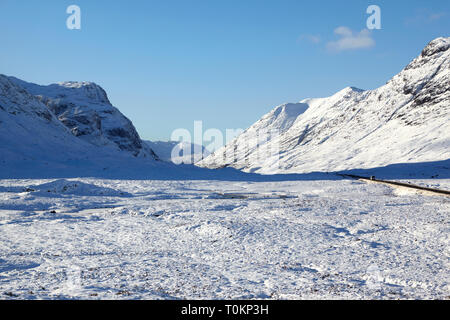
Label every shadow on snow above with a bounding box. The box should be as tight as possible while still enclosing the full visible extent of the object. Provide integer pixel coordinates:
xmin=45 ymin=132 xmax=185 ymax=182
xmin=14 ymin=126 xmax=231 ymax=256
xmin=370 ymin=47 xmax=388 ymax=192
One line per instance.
xmin=0 ymin=158 xmax=448 ymax=181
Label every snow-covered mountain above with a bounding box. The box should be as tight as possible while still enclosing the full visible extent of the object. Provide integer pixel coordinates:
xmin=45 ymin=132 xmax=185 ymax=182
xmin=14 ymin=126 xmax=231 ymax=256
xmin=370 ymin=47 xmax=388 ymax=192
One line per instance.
xmin=0 ymin=74 xmax=162 ymax=177
xmin=145 ymin=140 xmax=210 ymax=164
xmin=7 ymin=77 xmax=157 ymax=159
xmin=0 ymin=75 xmax=93 ymax=162
xmin=198 ymin=37 xmax=450 ymax=174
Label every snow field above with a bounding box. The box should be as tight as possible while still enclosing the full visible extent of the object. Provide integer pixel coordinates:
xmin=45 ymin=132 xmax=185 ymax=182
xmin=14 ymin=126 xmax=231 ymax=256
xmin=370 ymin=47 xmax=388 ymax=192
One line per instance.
xmin=0 ymin=178 xmax=448 ymax=299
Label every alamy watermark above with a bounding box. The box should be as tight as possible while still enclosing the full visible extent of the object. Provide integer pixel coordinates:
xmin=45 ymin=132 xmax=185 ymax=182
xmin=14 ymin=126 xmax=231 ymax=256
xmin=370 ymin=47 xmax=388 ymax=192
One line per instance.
xmin=366 ymin=5 xmax=381 ymax=30
xmin=66 ymin=5 xmax=381 ymax=31
xmin=66 ymin=5 xmax=81 ymax=30
xmin=169 ymin=121 xmax=281 ymax=169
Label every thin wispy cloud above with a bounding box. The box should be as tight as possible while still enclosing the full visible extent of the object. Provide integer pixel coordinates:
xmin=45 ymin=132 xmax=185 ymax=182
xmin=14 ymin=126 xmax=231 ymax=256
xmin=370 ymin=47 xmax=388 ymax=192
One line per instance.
xmin=405 ymin=10 xmax=447 ymax=25
xmin=428 ymin=12 xmax=446 ymax=21
xmin=327 ymin=27 xmax=375 ymax=52
xmin=298 ymin=34 xmax=321 ymax=44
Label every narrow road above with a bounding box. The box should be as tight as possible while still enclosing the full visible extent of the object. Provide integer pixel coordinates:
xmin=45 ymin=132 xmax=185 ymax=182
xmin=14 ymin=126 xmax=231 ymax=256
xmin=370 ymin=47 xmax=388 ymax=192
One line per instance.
xmin=339 ymin=174 xmax=450 ymax=197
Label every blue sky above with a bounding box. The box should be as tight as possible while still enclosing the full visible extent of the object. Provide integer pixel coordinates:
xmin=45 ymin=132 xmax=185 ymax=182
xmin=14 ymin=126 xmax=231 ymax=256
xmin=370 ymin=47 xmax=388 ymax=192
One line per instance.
xmin=0 ymin=0 xmax=448 ymax=141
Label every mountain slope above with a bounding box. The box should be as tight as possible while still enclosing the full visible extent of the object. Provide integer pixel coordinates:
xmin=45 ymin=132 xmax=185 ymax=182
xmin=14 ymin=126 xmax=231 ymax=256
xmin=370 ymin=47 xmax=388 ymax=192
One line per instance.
xmin=0 ymin=75 xmax=98 ymax=162
xmin=0 ymin=74 xmax=164 ymax=178
xmin=198 ymin=37 xmax=450 ymax=174
xmin=8 ymin=77 xmax=157 ymax=159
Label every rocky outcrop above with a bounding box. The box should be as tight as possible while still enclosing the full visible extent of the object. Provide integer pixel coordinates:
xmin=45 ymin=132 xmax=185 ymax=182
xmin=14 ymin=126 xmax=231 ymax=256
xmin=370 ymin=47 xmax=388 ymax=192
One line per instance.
xmin=7 ymin=77 xmax=157 ymax=159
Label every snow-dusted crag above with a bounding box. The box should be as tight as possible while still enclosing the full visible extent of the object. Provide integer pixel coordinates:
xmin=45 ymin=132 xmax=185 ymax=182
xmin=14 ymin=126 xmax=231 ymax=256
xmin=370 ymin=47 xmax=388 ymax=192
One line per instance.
xmin=7 ymin=77 xmax=157 ymax=159
xmin=198 ymin=37 xmax=450 ymax=174
xmin=0 ymin=75 xmax=93 ymax=163
xmin=0 ymin=74 xmax=163 ymax=177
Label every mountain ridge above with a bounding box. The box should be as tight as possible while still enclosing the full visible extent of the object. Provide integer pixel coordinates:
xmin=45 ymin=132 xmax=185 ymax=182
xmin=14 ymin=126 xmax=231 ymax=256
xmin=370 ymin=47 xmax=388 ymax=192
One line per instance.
xmin=0 ymin=74 xmax=160 ymax=176
xmin=198 ymin=37 xmax=450 ymax=174
xmin=3 ymin=75 xmax=158 ymax=160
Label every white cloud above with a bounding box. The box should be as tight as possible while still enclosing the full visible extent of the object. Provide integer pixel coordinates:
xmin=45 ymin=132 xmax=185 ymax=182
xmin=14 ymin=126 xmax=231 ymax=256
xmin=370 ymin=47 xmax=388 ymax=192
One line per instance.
xmin=327 ymin=27 xmax=375 ymax=52
xmin=405 ymin=10 xmax=447 ymax=25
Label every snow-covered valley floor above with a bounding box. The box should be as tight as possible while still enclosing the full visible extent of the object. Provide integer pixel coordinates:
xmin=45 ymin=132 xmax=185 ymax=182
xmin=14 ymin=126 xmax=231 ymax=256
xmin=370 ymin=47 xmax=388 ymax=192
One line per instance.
xmin=0 ymin=178 xmax=448 ymax=300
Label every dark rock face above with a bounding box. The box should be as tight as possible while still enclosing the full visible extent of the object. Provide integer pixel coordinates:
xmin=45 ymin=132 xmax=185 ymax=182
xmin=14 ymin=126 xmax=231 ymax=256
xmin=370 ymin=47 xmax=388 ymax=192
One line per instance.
xmin=394 ymin=38 xmax=450 ymax=126
xmin=421 ymin=38 xmax=450 ymax=57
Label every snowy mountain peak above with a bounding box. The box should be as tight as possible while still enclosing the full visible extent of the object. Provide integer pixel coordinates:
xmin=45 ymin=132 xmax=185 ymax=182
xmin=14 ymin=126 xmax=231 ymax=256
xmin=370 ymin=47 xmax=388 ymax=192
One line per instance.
xmin=299 ymin=87 xmax=365 ymax=108
xmin=272 ymin=103 xmax=307 ymax=117
xmin=339 ymin=86 xmax=365 ymax=94
xmin=8 ymin=77 xmax=112 ymax=106
xmin=421 ymin=37 xmax=450 ymax=57
xmin=55 ymin=81 xmax=112 ymax=105
xmin=263 ymin=102 xmax=310 ymax=133
xmin=326 ymin=86 xmax=365 ymax=103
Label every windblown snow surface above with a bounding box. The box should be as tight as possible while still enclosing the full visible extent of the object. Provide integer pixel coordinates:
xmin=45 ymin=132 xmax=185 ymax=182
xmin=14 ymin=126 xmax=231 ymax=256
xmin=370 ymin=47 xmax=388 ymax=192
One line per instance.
xmin=0 ymin=177 xmax=449 ymax=300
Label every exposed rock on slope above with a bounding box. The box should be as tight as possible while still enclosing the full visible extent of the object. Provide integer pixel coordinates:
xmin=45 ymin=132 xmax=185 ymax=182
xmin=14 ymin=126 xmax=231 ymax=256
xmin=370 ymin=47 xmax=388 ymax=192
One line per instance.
xmin=0 ymin=75 xmax=98 ymax=163
xmin=0 ymin=74 xmax=158 ymax=174
xmin=8 ymin=77 xmax=156 ymax=159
